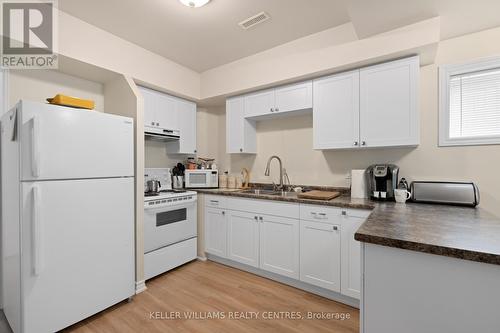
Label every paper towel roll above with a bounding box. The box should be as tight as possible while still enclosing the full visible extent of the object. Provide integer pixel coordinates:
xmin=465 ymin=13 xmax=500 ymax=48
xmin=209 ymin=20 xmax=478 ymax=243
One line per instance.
xmin=351 ymin=169 xmax=367 ymax=198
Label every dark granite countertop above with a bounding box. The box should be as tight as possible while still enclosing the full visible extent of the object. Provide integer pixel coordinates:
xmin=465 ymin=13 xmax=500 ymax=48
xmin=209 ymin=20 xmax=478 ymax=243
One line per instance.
xmin=355 ymin=202 xmax=500 ymax=265
xmin=196 ymin=187 xmax=500 ymax=265
xmin=195 ymin=187 xmax=375 ymax=210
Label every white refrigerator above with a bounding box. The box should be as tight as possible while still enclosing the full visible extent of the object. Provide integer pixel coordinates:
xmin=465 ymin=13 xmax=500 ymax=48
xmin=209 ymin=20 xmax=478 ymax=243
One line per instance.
xmin=1 ymin=100 xmax=135 ymax=333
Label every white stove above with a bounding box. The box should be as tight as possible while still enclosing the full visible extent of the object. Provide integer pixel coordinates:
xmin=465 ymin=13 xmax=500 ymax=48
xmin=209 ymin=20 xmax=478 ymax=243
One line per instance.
xmin=144 ymin=168 xmax=198 ymax=280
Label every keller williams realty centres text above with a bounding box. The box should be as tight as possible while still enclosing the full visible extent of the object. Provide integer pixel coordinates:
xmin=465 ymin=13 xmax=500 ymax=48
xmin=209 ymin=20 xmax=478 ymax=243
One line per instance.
xmin=149 ymin=311 xmax=352 ymax=321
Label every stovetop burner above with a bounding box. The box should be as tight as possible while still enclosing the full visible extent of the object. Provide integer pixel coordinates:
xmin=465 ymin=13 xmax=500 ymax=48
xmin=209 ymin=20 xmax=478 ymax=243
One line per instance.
xmin=144 ymin=189 xmax=186 ymax=197
xmin=161 ymin=189 xmax=187 ymax=193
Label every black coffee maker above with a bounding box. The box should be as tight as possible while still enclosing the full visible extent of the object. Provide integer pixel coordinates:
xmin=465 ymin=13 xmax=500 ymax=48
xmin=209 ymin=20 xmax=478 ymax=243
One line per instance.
xmin=366 ymin=164 xmax=399 ymax=200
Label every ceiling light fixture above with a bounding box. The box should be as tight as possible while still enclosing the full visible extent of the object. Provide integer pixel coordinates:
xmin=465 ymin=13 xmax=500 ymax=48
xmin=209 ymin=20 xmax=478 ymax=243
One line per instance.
xmin=179 ymin=0 xmax=210 ymax=8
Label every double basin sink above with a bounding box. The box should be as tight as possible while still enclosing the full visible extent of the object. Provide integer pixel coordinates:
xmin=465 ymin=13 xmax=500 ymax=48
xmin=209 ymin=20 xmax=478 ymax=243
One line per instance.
xmin=238 ymin=188 xmax=297 ymax=198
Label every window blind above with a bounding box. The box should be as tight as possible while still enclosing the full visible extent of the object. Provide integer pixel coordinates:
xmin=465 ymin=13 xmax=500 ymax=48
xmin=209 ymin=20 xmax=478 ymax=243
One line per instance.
xmin=449 ymin=68 xmax=500 ymax=138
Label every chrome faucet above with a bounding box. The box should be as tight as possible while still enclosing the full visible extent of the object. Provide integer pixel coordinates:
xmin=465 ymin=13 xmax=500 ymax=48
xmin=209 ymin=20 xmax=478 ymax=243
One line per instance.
xmin=264 ymin=155 xmax=284 ymax=191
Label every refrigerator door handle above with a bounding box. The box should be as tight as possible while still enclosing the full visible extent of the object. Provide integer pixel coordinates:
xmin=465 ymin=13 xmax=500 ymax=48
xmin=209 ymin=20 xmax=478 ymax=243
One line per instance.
xmin=31 ymin=116 xmax=40 ymax=177
xmin=32 ymin=185 xmax=42 ymax=276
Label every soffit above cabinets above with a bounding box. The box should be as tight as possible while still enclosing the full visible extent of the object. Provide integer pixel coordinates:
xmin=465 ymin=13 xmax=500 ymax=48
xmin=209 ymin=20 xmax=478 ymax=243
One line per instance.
xmin=59 ymin=0 xmax=500 ymax=73
xmin=59 ymin=0 xmax=350 ymax=72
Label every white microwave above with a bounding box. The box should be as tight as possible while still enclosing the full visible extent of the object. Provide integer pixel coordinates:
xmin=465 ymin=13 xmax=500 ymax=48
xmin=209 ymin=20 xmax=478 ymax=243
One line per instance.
xmin=184 ymin=169 xmax=218 ymax=188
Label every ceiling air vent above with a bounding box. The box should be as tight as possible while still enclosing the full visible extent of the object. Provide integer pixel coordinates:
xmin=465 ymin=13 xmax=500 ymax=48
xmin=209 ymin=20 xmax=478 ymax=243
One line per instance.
xmin=238 ymin=12 xmax=270 ymax=30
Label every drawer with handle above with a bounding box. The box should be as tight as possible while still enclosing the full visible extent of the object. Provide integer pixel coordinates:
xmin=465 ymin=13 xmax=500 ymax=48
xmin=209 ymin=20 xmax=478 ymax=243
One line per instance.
xmin=205 ymin=195 xmax=227 ymax=209
xmin=300 ymin=204 xmax=344 ymax=224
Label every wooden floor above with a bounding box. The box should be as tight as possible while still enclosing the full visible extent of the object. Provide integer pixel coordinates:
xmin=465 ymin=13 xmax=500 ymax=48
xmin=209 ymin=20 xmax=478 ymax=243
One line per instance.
xmin=64 ymin=260 xmax=359 ymax=333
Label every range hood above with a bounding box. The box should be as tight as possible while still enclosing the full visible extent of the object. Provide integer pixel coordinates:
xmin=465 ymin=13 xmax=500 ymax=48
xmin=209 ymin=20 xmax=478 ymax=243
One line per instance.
xmin=144 ymin=127 xmax=180 ymax=142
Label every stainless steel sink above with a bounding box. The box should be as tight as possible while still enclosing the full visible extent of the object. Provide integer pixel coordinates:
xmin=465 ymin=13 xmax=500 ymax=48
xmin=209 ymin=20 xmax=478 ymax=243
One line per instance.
xmin=239 ymin=189 xmax=279 ymax=195
xmin=239 ymin=189 xmax=299 ymax=198
xmin=275 ymin=191 xmax=298 ymax=198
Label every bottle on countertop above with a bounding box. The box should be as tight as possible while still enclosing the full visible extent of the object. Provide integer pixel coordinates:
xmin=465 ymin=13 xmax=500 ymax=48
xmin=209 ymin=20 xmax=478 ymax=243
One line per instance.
xmin=219 ymin=171 xmax=228 ymax=189
xmin=227 ymin=175 xmax=236 ymax=189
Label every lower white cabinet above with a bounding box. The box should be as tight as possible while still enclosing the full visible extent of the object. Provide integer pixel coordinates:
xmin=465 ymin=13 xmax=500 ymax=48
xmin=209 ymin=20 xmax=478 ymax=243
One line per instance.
xmin=227 ymin=210 xmax=259 ymax=267
xmin=203 ymin=195 xmax=370 ymax=302
xmin=300 ymin=220 xmax=341 ymax=292
xmin=204 ymin=207 xmax=227 ymax=257
xmin=340 ymin=212 xmax=368 ymax=299
xmin=259 ymin=215 xmax=300 ymax=279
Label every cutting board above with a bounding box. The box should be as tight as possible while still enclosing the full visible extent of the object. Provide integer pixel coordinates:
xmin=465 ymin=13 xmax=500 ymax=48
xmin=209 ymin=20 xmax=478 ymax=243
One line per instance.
xmin=297 ymin=190 xmax=341 ymax=201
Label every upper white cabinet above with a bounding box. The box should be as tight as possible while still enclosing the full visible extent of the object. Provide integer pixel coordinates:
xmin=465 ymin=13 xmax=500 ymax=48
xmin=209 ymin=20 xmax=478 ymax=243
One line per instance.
xmin=226 ymin=97 xmax=257 ymax=154
xmin=360 ymin=56 xmax=419 ymax=147
xmin=244 ymin=89 xmax=275 ymax=118
xmin=244 ymin=81 xmax=313 ymax=119
xmin=139 ymin=86 xmax=178 ymax=131
xmin=274 ymin=81 xmax=313 ymax=113
xmin=170 ymin=99 xmax=197 ymax=154
xmin=313 ymin=70 xmax=360 ymax=149
xmin=157 ymin=94 xmax=178 ymax=131
xmin=313 ymin=56 xmax=419 ymax=149
xmin=140 ymin=86 xmax=197 ymax=155
xmin=142 ymin=87 xmax=157 ymax=129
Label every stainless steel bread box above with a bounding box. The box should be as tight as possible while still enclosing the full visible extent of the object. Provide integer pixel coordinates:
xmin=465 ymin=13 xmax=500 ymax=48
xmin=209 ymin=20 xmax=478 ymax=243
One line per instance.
xmin=410 ymin=181 xmax=480 ymax=207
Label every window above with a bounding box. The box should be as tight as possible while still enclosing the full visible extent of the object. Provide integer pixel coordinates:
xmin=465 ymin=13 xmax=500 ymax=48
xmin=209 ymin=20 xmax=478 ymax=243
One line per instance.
xmin=439 ymin=57 xmax=500 ymax=146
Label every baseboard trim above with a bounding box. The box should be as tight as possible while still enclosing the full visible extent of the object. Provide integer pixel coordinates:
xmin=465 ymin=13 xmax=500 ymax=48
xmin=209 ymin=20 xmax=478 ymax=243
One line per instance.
xmin=197 ymin=256 xmax=207 ymax=261
xmin=207 ymin=254 xmax=360 ymax=309
xmin=135 ymin=280 xmax=147 ymax=294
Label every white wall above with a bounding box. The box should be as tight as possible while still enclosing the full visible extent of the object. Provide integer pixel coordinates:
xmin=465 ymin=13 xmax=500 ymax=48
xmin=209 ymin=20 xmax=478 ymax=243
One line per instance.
xmin=200 ymin=18 xmax=440 ymax=99
xmin=0 ymin=69 xmax=4 ymax=308
xmin=8 ymin=70 xmax=104 ymax=111
xmin=58 ymin=11 xmax=200 ymax=100
xmin=213 ymin=26 xmax=500 ymax=217
xmin=104 ymin=75 xmax=145 ymax=286
xmin=0 ymin=70 xmax=5 ymax=114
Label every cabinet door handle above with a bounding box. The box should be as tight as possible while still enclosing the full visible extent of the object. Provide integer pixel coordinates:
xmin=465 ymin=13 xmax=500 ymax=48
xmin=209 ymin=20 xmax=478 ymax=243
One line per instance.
xmin=240 ymin=148 xmax=243 ymax=152
xmin=222 ymin=211 xmax=225 ymax=215
xmin=275 ymin=108 xmax=279 ymax=112
xmin=194 ymin=150 xmax=197 ymax=153
xmin=354 ymin=141 xmax=359 ymax=146
xmin=333 ymin=226 xmax=338 ymax=231
xmin=156 ymin=122 xmax=160 ymax=126
xmin=341 ymin=210 xmax=347 ymax=216
xmin=361 ymin=141 xmax=366 ymax=146
xmin=259 ymin=216 xmax=263 ymax=222
xmin=312 ymin=212 xmax=327 ymax=219
xmin=151 ymin=122 xmax=155 ymax=126
xmin=254 ymin=216 xmax=258 ymax=220
xmin=270 ymin=108 xmax=274 ymax=112
xmin=306 ymin=225 xmax=334 ymax=232
xmin=210 ymin=200 xmax=219 ymax=204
